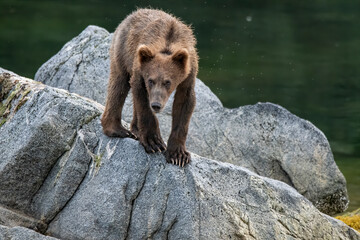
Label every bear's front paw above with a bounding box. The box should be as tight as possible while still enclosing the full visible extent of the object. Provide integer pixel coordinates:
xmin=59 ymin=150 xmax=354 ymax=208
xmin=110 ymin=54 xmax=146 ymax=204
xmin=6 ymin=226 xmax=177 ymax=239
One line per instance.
xmin=140 ymin=133 xmax=166 ymax=153
xmin=165 ymin=145 xmax=190 ymax=167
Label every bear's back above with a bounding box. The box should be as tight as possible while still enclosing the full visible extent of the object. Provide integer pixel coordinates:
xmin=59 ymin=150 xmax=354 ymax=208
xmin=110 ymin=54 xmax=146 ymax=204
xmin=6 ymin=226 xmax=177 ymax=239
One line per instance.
xmin=111 ymin=9 xmax=197 ymax=73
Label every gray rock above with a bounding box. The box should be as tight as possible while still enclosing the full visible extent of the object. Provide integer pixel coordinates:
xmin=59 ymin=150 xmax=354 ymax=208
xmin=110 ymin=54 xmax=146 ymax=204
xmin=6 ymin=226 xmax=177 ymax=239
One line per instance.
xmin=0 ymin=225 xmax=59 ymax=240
xmin=0 ymin=72 xmax=103 ymax=228
xmin=29 ymin=133 xmax=94 ymax=223
xmin=34 ymin=25 xmax=111 ymax=104
xmin=35 ymin=26 xmax=348 ymax=215
xmin=2 ymin=71 xmax=359 ymax=240
xmin=0 ymin=206 xmax=46 ymax=233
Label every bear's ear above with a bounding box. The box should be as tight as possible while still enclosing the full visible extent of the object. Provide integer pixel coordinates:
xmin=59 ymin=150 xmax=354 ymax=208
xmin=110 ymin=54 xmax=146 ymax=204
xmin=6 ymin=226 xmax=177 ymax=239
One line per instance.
xmin=138 ymin=44 xmax=154 ymax=63
xmin=172 ymin=48 xmax=189 ymax=68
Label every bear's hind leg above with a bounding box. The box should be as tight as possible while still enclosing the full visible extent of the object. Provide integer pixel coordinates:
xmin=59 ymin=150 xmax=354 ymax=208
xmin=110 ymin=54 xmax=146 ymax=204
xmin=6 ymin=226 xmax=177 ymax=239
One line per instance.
xmin=101 ymin=67 xmax=136 ymax=139
xmin=130 ymin=105 xmax=139 ymax=138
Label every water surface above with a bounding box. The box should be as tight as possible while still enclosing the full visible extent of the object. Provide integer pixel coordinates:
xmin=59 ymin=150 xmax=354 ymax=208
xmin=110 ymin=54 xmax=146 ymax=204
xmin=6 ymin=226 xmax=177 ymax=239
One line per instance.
xmin=0 ymin=0 xmax=359 ymax=211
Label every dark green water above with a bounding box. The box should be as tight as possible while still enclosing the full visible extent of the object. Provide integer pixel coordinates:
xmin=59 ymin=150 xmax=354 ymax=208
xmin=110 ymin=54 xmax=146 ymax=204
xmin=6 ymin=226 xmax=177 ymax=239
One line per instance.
xmin=1 ymin=0 xmax=359 ymax=212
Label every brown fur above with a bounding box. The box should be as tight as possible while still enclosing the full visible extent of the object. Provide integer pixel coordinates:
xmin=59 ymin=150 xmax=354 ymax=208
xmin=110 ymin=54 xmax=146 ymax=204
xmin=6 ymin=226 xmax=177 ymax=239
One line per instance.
xmin=101 ymin=9 xmax=198 ymax=167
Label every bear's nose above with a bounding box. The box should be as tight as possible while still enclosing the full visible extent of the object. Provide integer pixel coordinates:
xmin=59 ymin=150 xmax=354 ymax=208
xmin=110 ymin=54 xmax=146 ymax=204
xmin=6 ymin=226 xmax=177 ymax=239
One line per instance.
xmin=151 ymin=102 xmax=162 ymax=112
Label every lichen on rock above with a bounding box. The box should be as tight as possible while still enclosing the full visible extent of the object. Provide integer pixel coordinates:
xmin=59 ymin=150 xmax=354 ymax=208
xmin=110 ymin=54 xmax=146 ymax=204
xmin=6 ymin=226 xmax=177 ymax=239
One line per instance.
xmin=0 ymin=73 xmax=34 ymax=127
xmin=336 ymin=208 xmax=360 ymax=232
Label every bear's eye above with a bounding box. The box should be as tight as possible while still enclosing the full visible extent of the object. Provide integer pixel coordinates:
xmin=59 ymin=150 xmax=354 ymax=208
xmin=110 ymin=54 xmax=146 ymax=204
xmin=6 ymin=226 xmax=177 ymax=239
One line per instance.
xmin=164 ymin=80 xmax=171 ymax=87
xmin=148 ymin=79 xmax=154 ymax=86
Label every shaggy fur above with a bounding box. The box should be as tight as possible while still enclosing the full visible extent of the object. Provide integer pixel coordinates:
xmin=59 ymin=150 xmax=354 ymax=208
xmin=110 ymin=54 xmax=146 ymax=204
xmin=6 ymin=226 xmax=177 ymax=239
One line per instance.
xmin=101 ymin=9 xmax=198 ymax=167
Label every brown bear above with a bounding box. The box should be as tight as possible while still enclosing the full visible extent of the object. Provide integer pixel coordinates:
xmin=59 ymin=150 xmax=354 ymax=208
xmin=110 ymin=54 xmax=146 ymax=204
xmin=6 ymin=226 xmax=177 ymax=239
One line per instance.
xmin=101 ymin=9 xmax=198 ymax=167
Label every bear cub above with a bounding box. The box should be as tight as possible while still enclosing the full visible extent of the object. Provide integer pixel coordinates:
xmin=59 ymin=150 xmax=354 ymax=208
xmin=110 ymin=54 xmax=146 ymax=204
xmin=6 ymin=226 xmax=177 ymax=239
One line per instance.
xmin=101 ymin=9 xmax=198 ymax=167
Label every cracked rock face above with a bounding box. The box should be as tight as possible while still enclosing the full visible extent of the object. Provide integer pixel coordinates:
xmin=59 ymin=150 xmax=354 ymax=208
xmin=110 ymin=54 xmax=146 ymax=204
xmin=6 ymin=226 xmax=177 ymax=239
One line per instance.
xmin=1 ymin=72 xmax=359 ymax=240
xmin=35 ymin=25 xmax=348 ymax=215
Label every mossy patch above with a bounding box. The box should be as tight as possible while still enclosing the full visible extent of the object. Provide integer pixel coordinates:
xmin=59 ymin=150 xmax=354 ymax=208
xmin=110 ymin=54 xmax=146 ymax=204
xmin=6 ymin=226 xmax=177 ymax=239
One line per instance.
xmin=336 ymin=208 xmax=360 ymax=232
xmin=13 ymin=88 xmax=31 ymax=113
xmin=94 ymin=152 xmax=104 ymax=168
xmin=336 ymin=215 xmax=360 ymax=232
xmin=5 ymin=83 xmax=21 ymax=104
xmin=91 ymin=152 xmax=104 ymax=177
xmin=0 ymin=73 xmax=16 ymax=101
xmin=0 ymin=118 xmax=6 ymax=127
xmin=82 ymin=112 xmax=101 ymax=125
xmin=0 ymin=75 xmax=33 ymax=128
xmin=0 ymin=103 xmax=6 ymax=116
xmin=1 ymin=83 xmax=22 ymax=116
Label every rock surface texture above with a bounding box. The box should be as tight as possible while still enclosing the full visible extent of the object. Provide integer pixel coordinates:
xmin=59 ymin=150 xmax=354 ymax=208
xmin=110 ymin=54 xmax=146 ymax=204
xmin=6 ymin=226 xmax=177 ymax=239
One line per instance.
xmin=35 ymin=25 xmax=348 ymax=215
xmin=1 ymin=71 xmax=359 ymax=239
xmin=0 ymin=225 xmax=58 ymax=240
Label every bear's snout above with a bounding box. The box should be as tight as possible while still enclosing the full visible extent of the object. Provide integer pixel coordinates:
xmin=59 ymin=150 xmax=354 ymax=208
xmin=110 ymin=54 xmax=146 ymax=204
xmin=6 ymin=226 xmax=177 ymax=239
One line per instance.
xmin=151 ymin=102 xmax=162 ymax=113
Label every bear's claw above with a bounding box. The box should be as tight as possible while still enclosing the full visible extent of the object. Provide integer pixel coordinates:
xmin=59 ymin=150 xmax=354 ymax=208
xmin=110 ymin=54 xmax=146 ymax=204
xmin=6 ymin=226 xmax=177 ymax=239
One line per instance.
xmin=104 ymin=127 xmax=137 ymax=140
xmin=165 ymin=147 xmax=190 ymax=167
xmin=141 ymin=134 xmax=166 ymax=153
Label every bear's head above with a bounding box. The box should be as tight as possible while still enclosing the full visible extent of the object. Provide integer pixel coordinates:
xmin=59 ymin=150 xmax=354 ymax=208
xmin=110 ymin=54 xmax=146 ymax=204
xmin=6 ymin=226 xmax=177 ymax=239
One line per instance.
xmin=137 ymin=44 xmax=191 ymax=113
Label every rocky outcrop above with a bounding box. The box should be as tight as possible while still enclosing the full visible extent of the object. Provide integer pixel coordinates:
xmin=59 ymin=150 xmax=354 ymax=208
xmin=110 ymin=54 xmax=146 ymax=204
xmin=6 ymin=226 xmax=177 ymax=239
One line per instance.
xmin=1 ymin=71 xmax=359 ymax=240
xmin=35 ymin=25 xmax=348 ymax=215
xmin=0 ymin=225 xmax=58 ymax=240
xmin=34 ymin=26 xmax=111 ymax=105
